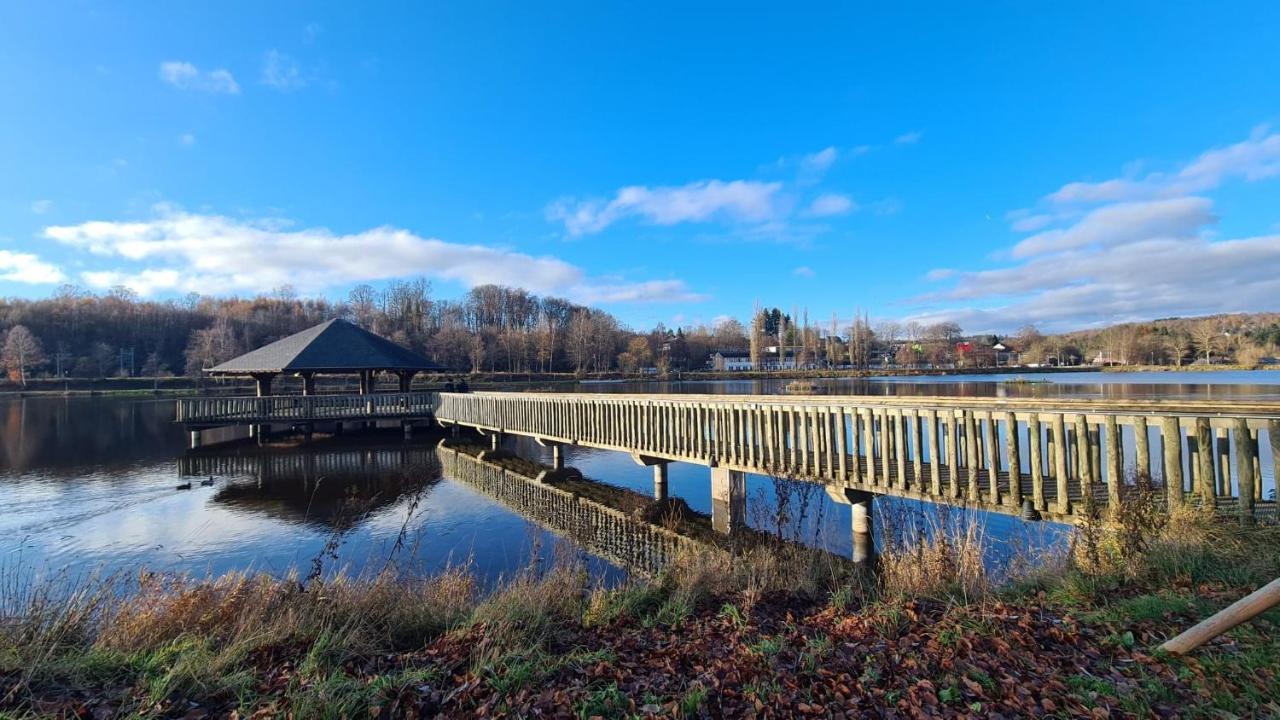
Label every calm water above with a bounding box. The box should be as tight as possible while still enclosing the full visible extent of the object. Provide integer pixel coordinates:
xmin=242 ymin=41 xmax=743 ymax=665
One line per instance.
xmin=3 ymin=370 xmax=1277 ymax=585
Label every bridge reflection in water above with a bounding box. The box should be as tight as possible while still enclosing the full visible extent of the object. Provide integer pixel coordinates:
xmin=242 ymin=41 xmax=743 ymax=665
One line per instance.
xmin=179 ymin=438 xmax=753 ymax=577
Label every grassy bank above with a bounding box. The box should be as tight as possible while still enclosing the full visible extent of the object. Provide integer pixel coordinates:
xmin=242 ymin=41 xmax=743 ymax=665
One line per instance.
xmin=2 ymin=508 xmax=1278 ymax=718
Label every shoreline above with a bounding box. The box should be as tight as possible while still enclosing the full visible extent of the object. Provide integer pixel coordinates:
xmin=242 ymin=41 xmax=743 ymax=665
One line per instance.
xmin=3 ymin=364 xmax=1276 ymax=398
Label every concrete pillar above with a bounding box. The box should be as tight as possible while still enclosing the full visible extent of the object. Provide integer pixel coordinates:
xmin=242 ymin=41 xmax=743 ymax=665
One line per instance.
xmin=301 ymin=372 xmax=316 ymax=396
xmin=711 ymin=467 xmax=745 ymax=534
xmin=334 ymin=422 xmax=344 ymax=436
xmin=304 ymin=424 xmax=314 ymax=443
xmin=255 ymin=424 xmax=267 ymax=446
xmin=850 ymin=492 xmax=874 ymax=565
xmin=403 ymin=422 xmax=413 ymax=440
xmin=552 ymin=444 xmax=564 ymax=470
xmin=189 ymin=429 xmax=201 ymax=449
xmin=490 ymin=432 xmax=502 ymax=451
xmin=653 ymin=463 xmax=669 ymax=501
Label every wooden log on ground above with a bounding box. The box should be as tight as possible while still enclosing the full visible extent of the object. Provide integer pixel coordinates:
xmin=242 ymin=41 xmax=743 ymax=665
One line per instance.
xmin=1161 ymin=578 xmax=1280 ymax=654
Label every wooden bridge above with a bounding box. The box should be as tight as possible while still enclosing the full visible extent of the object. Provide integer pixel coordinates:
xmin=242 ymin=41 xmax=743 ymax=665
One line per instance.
xmin=434 ymin=392 xmax=1280 ymax=524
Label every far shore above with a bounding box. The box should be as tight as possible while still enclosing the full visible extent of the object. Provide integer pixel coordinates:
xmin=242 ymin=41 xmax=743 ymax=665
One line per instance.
xmin=1 ymin=363 xmax=1275 ymax=398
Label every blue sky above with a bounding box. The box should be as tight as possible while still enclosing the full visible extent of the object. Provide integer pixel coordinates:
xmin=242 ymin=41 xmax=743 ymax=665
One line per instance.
xmin=2 ymin=2 xmax=1279 ymax=333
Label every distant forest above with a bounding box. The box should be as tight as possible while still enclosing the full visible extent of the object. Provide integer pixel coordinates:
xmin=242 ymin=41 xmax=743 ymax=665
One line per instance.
xmin=0 ymin=280 xmax=1277 ymax=384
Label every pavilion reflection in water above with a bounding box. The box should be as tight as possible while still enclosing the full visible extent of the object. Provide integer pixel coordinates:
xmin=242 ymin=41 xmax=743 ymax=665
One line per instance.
xmin=179 ymin=443 xmax=444 ymax=528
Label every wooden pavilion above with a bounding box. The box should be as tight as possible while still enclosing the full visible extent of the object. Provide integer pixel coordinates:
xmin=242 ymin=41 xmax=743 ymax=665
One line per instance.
xmin=206 ymin=318 xmax=445 ymax=395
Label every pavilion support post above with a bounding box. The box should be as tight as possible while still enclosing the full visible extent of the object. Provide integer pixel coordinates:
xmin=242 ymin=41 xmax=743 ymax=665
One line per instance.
xmin=711 ymin=467 xmax=745 ymax=535
xmin=252 ymin=373 xmax=276 ymax=397
xmin=359 ymin=370 xmax=372 ymax=395
xmin=300 ymin=372 xmax=316 ymax=396
xmin=397 ymin=371 xmax=416 ymax=392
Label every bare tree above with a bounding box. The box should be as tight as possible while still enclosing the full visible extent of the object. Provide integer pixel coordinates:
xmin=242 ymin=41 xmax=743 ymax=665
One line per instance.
xmin=2 ymin=325 xmax=45 ymax=386
xmin=1191 ymin=318 xmax=1220 ymax=364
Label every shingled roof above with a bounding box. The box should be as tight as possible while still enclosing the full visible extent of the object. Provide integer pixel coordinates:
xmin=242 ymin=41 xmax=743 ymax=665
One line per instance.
xmin=207 ymin=319 xmax=445 ymax=375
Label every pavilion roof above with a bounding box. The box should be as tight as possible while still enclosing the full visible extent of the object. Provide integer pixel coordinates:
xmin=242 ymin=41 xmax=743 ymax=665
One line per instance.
xmin=206 ymin=318 xmax=445 ymax=375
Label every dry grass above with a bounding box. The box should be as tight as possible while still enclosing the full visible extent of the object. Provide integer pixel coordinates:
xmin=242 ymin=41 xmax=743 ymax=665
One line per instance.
xmin=876 ymin=505 xmax=992 ymax=603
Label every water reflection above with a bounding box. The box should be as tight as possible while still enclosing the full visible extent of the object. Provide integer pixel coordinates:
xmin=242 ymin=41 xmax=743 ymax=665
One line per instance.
xmin=578 ymin=370 xmax=1280 ymax=401
xmin=182 ymin=446 xmax=444 ymax=529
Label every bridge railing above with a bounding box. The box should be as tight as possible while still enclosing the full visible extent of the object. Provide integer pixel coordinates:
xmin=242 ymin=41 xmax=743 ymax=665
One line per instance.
xmin=177 ymin=391 xmax=439 ymax=426
xmin=435 ymin=392 xmax=1280 ymax=523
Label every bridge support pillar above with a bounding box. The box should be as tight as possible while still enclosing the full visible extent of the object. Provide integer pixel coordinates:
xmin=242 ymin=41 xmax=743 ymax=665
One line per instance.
xmin=490 ymin=432 xmax=502 ymax=451
xmin=850 ymin=493 xmax=874 ymax=566
xmin=536 ymin=438 xmax=565 ymax=470
xmin=189 ymin=430 xmax=201 ymax=449
xmin=711 ymin=468 xmax=746 ymax=534
xmin=653 ymin=463 xmax=669 ymax=501
xmin=827 ymin=487 xmax=876 ymax=565
xmin=403 ymin=422 xmax=413 ymax=440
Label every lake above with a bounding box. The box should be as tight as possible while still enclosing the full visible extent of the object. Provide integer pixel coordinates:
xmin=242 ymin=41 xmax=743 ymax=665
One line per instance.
xmin=3 ymin=370 xmax=1278 ymax=587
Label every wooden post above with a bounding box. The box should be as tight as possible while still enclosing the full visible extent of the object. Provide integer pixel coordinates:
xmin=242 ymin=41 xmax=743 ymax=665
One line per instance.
xmin=965 ymin=411 xmax=980 ymax=502
xmin=1076 ymin=415 xmax=1094 ymax=507
xmin=985 ymin=413 xmax=1001 ymax=505
xmin=1004 ymin=411 xmax=1021 ymax=508
xmin=1029 ymin=413 xmax=1045 ymax=512
xmin=1235 ymin=418 xmax=1256 ymax=521
xmin=1134 ymin=416 xmax=1151 ymax=479
xmin=928 ymin=409 xmax=942 ymax=496
xmin=1162 ymin=416 xmax=1184 ymax=509
xmin=1196 ymin=418 xmax=1215 ymax=510
xmin=1216 ymin=428 xmax=1231 ymax=497
xmin=1105 ymin=415 xmax=1123 ymax=512
xmin=1053 ymin=414 xmax=1070 ymax=515
xmin=946 ymin=411 xmax=961 ymax=498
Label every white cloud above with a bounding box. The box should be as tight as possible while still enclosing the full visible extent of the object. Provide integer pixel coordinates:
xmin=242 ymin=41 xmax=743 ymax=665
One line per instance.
xmin=792 ymin=265 xmax=815 ymax=278
xmin=894 ymin=131 xmax=923 ymax=145
xmin=158 ymin=61 xmax=240 ymax=94
xmin=1045 ymin=126 xmax=1280 ymax=206
xmin=261 ymin=50 xmax=307 ymax=91
xmin=804 ymin=193 xmax=856 ymax=218
xmin=43 ymin=209 xmax=704 ymax=304
xmin=0 ymin=250 xmax=65 ymax=284
xmin=1011 ymin=197 xmax=1215 ymax=258
xmin=179 ymin=133 xmax=196 ymax=146
xmin=547 ymin=179 xmax=784 ymax=236
xmin=909 ymin=233 xmax=1280 ymax=332
xmin=30 ymin=200 xmax=53 ymax=215
xmin=800 ymin=147 xmax=838 ymax=174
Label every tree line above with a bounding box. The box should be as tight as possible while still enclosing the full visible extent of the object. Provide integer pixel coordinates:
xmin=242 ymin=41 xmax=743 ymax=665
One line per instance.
xmin=2 ymin=284 xmax=1277 ymax=386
